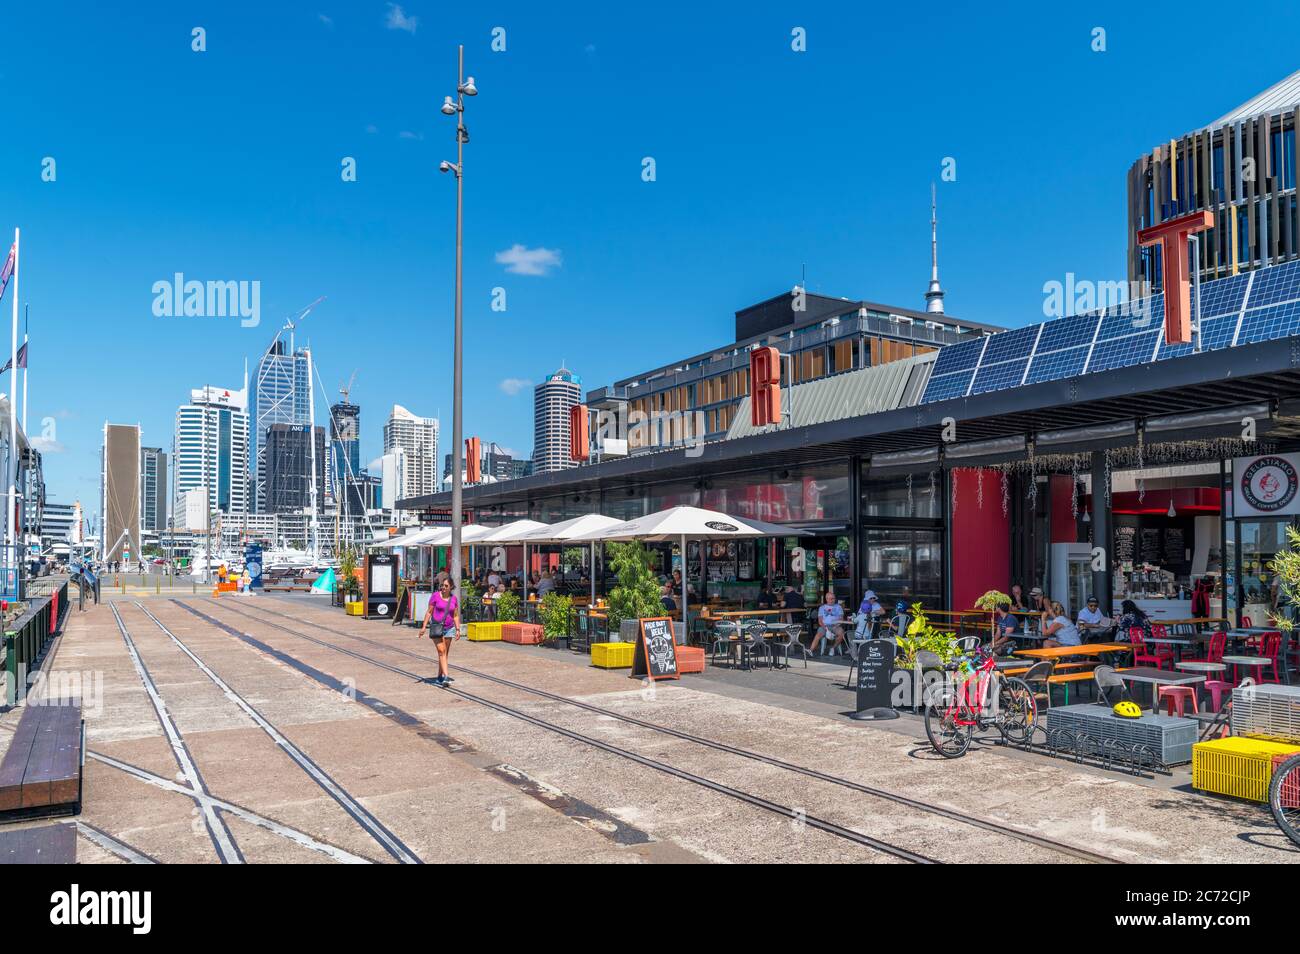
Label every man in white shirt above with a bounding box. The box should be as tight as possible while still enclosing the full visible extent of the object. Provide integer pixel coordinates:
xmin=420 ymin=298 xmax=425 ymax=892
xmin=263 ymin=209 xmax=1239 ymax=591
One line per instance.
xmin=536 ymin=572 xmax=555 ymax=598
xmin=1076 ymin=596 xmax=1108 ymax=639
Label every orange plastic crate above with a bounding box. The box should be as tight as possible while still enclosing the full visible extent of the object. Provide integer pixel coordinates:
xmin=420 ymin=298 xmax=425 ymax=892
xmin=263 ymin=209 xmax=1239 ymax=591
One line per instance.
xmin=676 ymin=646 xmax=705 ymax=674
xmin=502 ymin=623 xmax=544 ymax=645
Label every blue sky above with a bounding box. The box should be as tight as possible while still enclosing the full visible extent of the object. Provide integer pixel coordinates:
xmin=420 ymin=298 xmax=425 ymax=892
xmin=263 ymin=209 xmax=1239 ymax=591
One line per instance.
xmin=3 ymin=1 xmax=1299 ymax=510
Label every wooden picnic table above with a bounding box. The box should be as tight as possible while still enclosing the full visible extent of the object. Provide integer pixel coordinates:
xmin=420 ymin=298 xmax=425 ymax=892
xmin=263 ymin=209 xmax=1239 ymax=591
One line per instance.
xmin=1014 ymin=642 xmax=1129 ymax=660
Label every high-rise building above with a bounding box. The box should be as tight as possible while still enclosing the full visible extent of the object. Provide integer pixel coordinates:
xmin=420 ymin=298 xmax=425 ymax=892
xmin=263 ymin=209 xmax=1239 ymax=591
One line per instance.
xmin=382 ymin=405 xmax=438 ymax=500
xmin=41 ymin=501 xmax=75 ymax=545
xmin=140 ymin=446 xmax=168 ymax=532
xmin=379 ymin=449 xmax=406 ymax=511
xmin=442 ymin=441 xmax=530 ymax=488
xmin=533 ymin=367 xmax=582 ymax=473
xmin=173 ymin=385 xmax=250 ymax=518
xmin=251 ymin=337 xmax=310 ymax=513
xmin=1128 ymin=68 xmax=1300 ymax=290
xmin=101 ymin=422 xmax=141 ymax=561
xmin=329 ymin=401 xmax=362 ymax=515
xmin=263 ymin=423 xmax=326 ymax=514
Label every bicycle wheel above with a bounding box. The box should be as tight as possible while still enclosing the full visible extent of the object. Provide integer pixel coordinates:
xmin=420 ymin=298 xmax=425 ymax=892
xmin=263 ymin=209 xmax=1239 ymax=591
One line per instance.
xmin=1269 ymin=753 xmax=1300 ymax=849
xmin=924 ymin=702 xmax=973 ymax=758
xmin=996 ymin=677 xmax=1037 ymax=746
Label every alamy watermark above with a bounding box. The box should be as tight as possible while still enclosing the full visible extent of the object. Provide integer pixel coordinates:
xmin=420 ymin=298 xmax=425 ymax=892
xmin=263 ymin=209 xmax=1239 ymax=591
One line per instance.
xmin=152 ymin=273 xmax=260 ymax=327
xmin=1042 ymin=273 xmax=1154 ymax=323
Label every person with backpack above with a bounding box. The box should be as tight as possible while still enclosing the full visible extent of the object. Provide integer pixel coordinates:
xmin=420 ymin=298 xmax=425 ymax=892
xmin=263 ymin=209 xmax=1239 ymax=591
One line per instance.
xmin=418 ymin=577 xmax=462 ymax=687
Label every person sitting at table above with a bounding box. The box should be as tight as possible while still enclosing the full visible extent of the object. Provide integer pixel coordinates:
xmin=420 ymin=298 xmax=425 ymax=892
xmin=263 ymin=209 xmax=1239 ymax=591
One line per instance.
xmin=757 ymin=584 xmax=778 ymax=610
xmin=991 ymin=602 xmax=1018 ymax=656
xmin=1115 ymin=599 xmax=1152 ymax=642
xmin=535 ymin=571 xmax=555 ymax=598
xmin=660 ymin=584 xmax=677 ymax=613
xmin=810 ymin=591 xmax=847 ymax=656
xmin=1041 ymin=600 xmax=1081 ymax=649
xmin=780 ymin=585 xmax=805 ymax=611
xmin=1008 ymin=584 xmax=1029 ymax=613
xmin=1076 ymin=596 xmax=1109 ymax=639
xmin=855 ymin=589 xmax=885 ymax=637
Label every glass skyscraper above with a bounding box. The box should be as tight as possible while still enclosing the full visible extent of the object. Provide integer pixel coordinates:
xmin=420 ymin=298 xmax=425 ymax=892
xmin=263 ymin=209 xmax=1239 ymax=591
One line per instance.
xmin=251 ymin=338 xmax=311 ymax=513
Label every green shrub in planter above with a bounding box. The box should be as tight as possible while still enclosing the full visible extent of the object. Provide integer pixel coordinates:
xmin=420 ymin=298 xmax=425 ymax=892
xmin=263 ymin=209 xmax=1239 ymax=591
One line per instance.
xmin=495 ymin=591 xmax=521 ymax=623
xmin=539 ymin=591 xmax=572 ymax=642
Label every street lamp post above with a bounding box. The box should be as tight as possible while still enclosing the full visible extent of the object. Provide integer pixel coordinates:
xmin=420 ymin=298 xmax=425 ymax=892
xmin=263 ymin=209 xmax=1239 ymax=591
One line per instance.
xmin=440 ymin=45 xmax=477 ymax=615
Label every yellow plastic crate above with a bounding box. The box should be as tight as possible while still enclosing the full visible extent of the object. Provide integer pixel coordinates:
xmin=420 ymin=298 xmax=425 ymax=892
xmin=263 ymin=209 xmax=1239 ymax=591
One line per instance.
xmin=591 ymin=641 xmax=635 ymax=669
xmin=1192 ymin=736 xmax=1300 ymax=802
xmin=345 ymin=601 xmax=364 ymax=616
xmin=466 ymin=622 xmax=503 ymax=642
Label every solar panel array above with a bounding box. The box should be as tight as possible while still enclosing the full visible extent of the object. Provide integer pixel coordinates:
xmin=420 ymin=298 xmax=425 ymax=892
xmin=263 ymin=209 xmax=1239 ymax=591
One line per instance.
xmin=921 ymin=258 xmax=1300 ymax=404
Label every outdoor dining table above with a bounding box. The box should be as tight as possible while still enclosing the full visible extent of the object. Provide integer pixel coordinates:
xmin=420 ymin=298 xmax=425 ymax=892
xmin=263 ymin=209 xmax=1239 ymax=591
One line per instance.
xmin=1013 ymin=642 xmax=1130 ymax=660
xmin=1116 ymin=667 xmax=1207 ymax=713
xmin=1222 ymin=654 xmax=1271 ymax=682
xmin=1144 ymin=636 xmax=1194 ymax=662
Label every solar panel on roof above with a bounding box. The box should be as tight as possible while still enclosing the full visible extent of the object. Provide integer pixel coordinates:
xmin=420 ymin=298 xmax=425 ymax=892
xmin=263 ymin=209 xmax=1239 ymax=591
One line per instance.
xmin=1193 ymin=271 xmax=1250 ymax=318
xmin=1237 ymin=300 xmax=1300 ymax=344
xmin=970 ymin=359 xmax=1029 ymax=394
xmin=980 ymin=324 xmax=1039 ymax=365
xmin=1023 ymin=345 xmax=1089 ymax=383
xmin=921 ymin=370 xmax=974 ymax=402
xmin=1097 ymin=306 xmax=1160 ymax=341
xmin=1085 ymin=330 xmax=1160 ymax=373
xmin=1035 ymin=313 xmax=1099 ymax=353
xmin=929 ymin=338 xmax=984 ymax=376
xmin=1241 ymin=258 xmax=1300 ymax=309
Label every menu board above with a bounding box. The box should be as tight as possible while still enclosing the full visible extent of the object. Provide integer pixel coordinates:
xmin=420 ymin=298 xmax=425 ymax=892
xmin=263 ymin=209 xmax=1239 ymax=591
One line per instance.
xmin=854 ymin=639 xmax=895 ymax=712
xmin=632 ymin=617 xmax=680 ymax=681
xmin=1163 ymin=528 xmax=1186 ymax=564
xmin=1139 ymin=528 xmax=1161 ymax=564
xmin=1114 ymin=526 xmax=1136 ymax=565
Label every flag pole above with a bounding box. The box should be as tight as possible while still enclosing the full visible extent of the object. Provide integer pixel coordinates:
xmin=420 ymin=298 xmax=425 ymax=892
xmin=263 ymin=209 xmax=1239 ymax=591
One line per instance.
xmin=7 ymin=227 xmax=18 ymax=589
xmin=21 ymin=305 xmax=28 ymax=437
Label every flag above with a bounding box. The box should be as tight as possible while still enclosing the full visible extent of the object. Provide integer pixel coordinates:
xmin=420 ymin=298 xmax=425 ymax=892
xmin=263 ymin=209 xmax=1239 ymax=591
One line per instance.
xmin=0 ymin=244 xmax=13 ymax=302
xmin=0 ymin=342 xmax=27 ymax=374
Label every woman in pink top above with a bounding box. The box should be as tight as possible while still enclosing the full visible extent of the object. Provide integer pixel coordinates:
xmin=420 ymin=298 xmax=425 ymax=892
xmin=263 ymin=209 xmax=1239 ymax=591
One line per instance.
xmin=418 ymin=577 xmax=462 ymax=686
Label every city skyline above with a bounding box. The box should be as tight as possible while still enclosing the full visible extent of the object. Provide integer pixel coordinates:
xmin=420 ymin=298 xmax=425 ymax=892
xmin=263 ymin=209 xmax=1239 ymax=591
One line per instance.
xmin=9 ymin=3 xmax=1300 ymax=508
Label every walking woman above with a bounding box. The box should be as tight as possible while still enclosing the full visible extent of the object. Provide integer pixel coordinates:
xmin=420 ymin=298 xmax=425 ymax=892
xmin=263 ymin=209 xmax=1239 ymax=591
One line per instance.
xmin=418 ymin=577 xmax=461 ymax=686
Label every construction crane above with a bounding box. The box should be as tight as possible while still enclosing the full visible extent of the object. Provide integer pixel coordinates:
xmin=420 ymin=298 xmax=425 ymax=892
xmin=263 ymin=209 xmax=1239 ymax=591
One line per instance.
xmin=271 ymin=295 xmax=327 ymax=353
xmin=339 ymin=369 xmax=358 ymax=404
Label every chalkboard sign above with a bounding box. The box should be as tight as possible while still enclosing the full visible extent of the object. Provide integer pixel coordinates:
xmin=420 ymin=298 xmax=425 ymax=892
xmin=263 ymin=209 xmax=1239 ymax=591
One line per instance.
xmin=1114 ymin=525 xmax=1136 ymax=564
xmin=1164 ymin=527 xmax=1186 ymax=564
xmin=855 ymin=639 xmax=895 ymax=712
xmin=1139 ymin=528 xmax=1161 ymax=564
xmin=632 ymin=617 xmax=680 ymax=681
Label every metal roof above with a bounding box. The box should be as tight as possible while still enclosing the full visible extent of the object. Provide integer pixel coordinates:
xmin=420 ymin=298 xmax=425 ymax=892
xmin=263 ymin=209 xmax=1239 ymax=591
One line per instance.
xmin=1212 ymin=68 xmax=1300 ymax=127
xmin=725 ymin=353 xmax=935 ymax=440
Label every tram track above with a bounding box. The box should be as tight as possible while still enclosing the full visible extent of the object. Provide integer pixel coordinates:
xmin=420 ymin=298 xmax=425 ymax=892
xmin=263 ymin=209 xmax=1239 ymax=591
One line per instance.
xmin=179 ymin=599 xmax=937 ymax=864
xmin=206 ymin=597 xmax=1132 ymax=864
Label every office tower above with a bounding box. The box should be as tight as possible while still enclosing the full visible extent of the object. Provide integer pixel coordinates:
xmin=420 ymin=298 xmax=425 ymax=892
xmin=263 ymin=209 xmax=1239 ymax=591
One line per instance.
xmin=533 ymin=367 xmax=582 ymax=473
xmin=140 ymin=446 xmax=168 ymax=533
xmin=382 ymin=405 xmax=438 ymax=500
xmin=173 ymin=385 xmax=250 ymax=518
xmin=251 ymin=337 xmax=310 ymax=512
xmin=263 ymin=423 xmax=326 ymax=514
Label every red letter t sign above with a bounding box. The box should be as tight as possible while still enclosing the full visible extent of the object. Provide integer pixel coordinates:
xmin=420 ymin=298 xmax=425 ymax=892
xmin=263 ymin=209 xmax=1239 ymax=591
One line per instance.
xmin=1136 ymin=209 xmax=1214 ymax=345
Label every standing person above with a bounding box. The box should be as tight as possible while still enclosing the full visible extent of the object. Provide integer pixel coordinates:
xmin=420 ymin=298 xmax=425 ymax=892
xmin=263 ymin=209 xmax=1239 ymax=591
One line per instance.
xmin=418 ymin=577 xmax=461 ymax=687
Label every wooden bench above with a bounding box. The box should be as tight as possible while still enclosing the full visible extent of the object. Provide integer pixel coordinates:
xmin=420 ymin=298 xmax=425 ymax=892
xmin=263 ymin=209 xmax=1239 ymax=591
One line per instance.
xmin=261 ymin=584 xmax=311 ymax=593
xmin=0 ymin=700 xmax=84 ymax=820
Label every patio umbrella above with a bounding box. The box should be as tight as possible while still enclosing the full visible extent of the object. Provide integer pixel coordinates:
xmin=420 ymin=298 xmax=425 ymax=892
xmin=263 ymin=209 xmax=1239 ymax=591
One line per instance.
xmin=516 ymin=514 xmax=625 ymax=605
xmin=571 ymin=506 xmax=811 ymax=640
xmin=474 ymin=520 xmax=550 ymax=604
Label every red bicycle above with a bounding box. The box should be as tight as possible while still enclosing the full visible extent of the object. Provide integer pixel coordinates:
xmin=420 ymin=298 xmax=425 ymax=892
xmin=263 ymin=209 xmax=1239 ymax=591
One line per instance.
xmin=924 ymin=649 xmax=1037 ymax=758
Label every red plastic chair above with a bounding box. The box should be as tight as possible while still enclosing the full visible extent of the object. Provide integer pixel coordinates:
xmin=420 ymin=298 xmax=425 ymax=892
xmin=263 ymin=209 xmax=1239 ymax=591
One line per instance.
xmin=1129 ymin=627 xmax=1166 ymax=669
xmin=1159 ymin=685 xmax=1199 ymax=716
xmin=1149 ymin=624 xmax=1176 ymax=667
xmin=1203 ymin=678 xmax=1234 ymax=712
xmin=1186 ymin=631 xmax=1226 ymax=664
xmin=1259 ymin=632 xmax=1283 ymax=683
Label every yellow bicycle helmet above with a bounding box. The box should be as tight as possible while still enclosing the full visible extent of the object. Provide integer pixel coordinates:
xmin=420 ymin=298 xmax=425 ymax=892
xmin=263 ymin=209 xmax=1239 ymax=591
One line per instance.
xmin=1113 ymin=700 xmax=1143 ymax=719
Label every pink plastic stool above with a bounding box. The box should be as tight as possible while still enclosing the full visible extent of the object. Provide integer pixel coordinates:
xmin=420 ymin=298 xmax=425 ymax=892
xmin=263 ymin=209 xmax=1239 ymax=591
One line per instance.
xmin=1203 ymin=680 xmax=1233 ymax=712
xmin=1159 ymin=685 xmax=1199 ymax=716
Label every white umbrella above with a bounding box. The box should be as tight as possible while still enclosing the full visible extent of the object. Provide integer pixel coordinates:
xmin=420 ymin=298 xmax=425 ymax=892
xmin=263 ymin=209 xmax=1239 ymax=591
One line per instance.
xmin=475 ymin=521 xmax=549 ymax=605
xmin=376 ymin=527 xmax=440 ymax=549
xmin=516 ymin=514 xmax=625 ymax=605
xmin=572 ymin=506 xmax=810 ymax=640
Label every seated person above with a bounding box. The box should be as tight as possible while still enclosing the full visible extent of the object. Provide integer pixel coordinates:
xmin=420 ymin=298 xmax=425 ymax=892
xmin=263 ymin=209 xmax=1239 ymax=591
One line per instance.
xmin=756 ymin=585 xmax=777 ymax=610
xmin=1041 ymin=600 xmax=1082 ymax=649
xmin=809 ymin=592 xmax=847 ymax=656
xmin=780 ymin=584 xmax=805 ymax=613
xmin=991 ymin=602 xmax=1018 ymax=655
xmin=1075 ymin=597 xmax=1108 ymax=639
xmin=888 ymin=601 xmax=911 ymax=639
xmin=659 ymin=583 xmax=677 ymax=612
xmin=855 ymin=589 xmax=885 ymax=637
xmin=1115 ymin=599 xmax=1152 ymax=642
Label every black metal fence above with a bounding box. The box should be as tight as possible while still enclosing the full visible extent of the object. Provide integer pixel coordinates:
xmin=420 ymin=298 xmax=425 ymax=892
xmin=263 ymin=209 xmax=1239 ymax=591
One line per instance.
xmin=2 ymin=579 xmax=71 ymax=707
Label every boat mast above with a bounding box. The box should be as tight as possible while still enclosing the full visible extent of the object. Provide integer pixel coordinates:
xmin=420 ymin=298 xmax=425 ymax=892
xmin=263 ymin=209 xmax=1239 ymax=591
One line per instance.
xmin=306 ymin=346 xmax=319 ymax=562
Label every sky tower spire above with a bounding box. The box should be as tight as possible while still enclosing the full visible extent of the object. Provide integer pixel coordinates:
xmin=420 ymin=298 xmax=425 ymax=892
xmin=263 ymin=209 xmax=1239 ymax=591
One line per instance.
xmin=925 ymin=182 xmax=946 ymax=315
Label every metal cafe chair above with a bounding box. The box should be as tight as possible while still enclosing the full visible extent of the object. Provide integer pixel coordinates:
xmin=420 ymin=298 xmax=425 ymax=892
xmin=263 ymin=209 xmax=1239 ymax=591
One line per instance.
xmin=710 ymin=620 xmax=741 ymax=667
xmin=740 ymin=619 xmax=774 ymax=670
xmin=772 ymin=622 xmax=810 ymax=670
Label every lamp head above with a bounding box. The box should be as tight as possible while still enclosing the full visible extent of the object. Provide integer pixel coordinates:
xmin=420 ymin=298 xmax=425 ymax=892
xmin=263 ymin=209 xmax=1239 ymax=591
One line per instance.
xmin=439 ymin=160 xmax=453 ymax=174
xmin=460 ymin=77 xmax=478 ymax=96
xmin=440 ymin=96 xmax=457 ymax=116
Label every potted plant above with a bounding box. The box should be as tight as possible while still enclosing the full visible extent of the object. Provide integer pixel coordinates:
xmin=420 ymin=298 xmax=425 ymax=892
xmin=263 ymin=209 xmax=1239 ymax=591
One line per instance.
xmin=893 ymin=603 xmax=959 ymax=669
xmin=496 ymin=590 xmax=521 ymax=623
xmin=606 ymin=542 xmax=663 ymax=635
xmin=538 ymin=591 xmax=573 ymax=645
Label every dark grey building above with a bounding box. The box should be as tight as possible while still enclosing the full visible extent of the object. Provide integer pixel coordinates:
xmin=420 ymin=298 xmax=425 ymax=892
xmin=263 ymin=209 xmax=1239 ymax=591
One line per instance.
xmin=140 ymin=446 xmax=168 ymax=533
xmin=264 ymin=423 xmax=326 ymax=514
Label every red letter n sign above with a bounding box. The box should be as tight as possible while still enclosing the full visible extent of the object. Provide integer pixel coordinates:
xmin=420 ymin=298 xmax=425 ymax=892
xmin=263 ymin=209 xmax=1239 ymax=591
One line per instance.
xmin=569 ymin=403 xmax=590 ymax=462
xmin=750 ymin=347 xmax=782 ymax=427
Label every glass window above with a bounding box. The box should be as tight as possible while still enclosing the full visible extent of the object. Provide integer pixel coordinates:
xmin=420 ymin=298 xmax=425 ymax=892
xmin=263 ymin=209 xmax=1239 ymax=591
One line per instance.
xmin=861 ymin=471 xmax=941 ymax=520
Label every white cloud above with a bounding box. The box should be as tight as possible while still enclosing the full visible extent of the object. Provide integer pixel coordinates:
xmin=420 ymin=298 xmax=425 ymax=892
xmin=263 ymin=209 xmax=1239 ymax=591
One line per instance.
xmin=365 ymin=124 xmax=378 ymax=134
xmin=398 ymin=130 xmax=423 ymax=140
xmin=318 ymin=13 xmax=334 ymax=28
xmin=499 ymin=378 xmax=533 ymax=396
xmin=368 ymin=456 xmax=384 ymax=472
xmin=31 ymin=437 xmax=65 ymax=453
xmin=494 ymin=244 xmax=562 ymax=276
xmin=385 ymin=3 xmax=418 ymax=33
